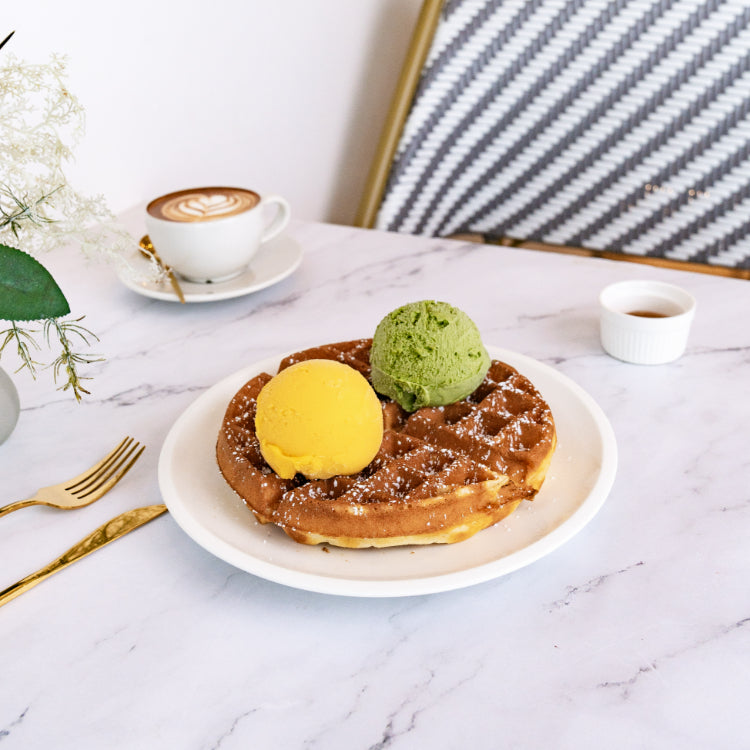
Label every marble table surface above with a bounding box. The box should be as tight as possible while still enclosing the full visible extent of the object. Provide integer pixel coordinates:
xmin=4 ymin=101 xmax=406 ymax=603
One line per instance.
xmin=1 ymin=217 xmax=748 ymax=749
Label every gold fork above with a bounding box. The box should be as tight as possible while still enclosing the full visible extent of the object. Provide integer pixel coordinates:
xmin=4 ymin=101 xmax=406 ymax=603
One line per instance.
xmin=0 ymin=437 xmax=145 ymax=518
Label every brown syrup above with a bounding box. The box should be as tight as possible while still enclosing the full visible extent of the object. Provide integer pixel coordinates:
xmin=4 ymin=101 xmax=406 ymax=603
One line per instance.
xmin=627 ymin=310 xmax=670 ymax=318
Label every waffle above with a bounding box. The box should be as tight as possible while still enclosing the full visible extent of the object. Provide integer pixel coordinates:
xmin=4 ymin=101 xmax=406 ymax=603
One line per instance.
xmin=216 ymin=340 xmax=556 ymax=548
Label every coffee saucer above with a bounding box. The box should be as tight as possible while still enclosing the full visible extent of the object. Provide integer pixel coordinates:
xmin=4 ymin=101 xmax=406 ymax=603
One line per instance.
xmin=116 ymin=233 xmax=303 ymax=303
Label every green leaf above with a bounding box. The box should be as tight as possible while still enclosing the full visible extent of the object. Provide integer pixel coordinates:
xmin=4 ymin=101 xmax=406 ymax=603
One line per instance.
xmin=0 ymin=243 xmax=70 ymax=321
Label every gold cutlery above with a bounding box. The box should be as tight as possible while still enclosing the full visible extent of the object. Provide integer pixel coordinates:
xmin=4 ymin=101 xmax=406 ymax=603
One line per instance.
xmin=0 ymin=504 xmax=167 ymax=607
xmin=0 ymin=437 xmax=144 ymax=518
xmin=138 ymin=235 xmax=186 ymax=303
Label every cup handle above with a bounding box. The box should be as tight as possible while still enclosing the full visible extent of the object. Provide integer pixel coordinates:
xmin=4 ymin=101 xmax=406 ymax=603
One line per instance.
xmin=259 ymin=195 xmax=291 ymax=244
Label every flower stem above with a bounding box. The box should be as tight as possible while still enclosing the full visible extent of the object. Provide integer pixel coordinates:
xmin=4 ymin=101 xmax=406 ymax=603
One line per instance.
xmin=44 ymin=317 xmax=101 ymax=402
xmin=0 ymin=322 xmax=41 ymax=377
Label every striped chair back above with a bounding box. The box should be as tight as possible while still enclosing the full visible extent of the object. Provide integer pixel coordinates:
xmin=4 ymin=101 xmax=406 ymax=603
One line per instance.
xmin=359 ymin=0 xmax=750 ymax=276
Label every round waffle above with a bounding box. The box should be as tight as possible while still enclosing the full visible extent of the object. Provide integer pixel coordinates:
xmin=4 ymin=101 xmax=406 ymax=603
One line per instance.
xmin=216 ymin=340 xmax=556 ymax=548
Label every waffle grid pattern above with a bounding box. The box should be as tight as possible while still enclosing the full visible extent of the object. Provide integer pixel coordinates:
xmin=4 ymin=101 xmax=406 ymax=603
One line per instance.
xmin=216 ymin=340 xmax=556 ymax=547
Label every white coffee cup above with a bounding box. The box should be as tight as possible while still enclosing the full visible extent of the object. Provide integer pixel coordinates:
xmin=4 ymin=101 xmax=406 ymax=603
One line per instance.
xmin=145 ymin=186 xmax=291 ymax=282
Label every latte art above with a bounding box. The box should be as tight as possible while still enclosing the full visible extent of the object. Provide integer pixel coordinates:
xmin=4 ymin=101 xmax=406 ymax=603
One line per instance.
xmin=148 ymin=188 xmax=259 ymax=223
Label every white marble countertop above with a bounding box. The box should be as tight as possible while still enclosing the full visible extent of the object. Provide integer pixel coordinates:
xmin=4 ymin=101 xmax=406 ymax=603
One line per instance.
xmin=1 ymin=217 xmax=748 ymax=749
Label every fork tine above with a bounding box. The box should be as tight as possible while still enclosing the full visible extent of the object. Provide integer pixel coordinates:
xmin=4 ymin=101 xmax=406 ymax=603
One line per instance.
xmin=65 ymin=438 xmax=134 ymax=492
xmin=70 ymin=440 xmax=140 ymax=496
xmin=77 ymin=444 xmax=146 ymax=502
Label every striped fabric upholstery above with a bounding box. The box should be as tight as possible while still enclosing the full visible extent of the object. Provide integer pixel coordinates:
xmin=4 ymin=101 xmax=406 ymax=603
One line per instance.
xmin=375 ymin=0 xmax=750 ymax=270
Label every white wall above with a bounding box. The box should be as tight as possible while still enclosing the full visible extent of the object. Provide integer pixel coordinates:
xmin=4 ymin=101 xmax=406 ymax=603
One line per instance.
xmin=6 ymin=1 xmax=424 ymax=224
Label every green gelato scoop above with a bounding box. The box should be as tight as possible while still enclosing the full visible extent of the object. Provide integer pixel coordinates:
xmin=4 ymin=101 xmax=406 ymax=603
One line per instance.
xmin=370 ymin=300 xmax=490 ymax=411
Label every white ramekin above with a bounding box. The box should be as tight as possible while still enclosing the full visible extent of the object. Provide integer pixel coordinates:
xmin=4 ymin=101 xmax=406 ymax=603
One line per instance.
xmin=599 ymin=280 xmax=696 ymax=365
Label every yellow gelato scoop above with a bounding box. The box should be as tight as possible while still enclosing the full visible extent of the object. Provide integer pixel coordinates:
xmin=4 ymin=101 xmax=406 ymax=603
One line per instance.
xmin=255 ymin=359 xmax=384 ymax=480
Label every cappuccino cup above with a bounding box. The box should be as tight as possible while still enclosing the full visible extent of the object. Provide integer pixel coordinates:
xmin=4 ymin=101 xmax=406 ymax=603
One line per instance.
xmin=145 ymin=187 xmax=291 ymax=282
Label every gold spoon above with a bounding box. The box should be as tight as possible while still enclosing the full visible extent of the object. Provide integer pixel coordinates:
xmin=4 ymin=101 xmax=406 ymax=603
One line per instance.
xmin=138 ymin=235 xmax=186 ymax=303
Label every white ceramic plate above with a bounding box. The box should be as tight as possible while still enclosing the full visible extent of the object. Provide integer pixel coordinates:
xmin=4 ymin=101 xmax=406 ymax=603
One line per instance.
xmin=116 ymin=234 xmax=302 ymax=303
xmin=159 ymin=347 xmax=617 ymax=597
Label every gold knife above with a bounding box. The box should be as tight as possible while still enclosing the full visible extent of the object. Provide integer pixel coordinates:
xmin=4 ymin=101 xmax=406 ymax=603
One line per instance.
xmin=0 ymin=504 xmax=168 ymax=608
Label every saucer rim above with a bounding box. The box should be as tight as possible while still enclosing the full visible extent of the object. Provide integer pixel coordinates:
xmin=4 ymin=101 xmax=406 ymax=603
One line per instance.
xmin=116 ymin=233 xmax=303 ymax=303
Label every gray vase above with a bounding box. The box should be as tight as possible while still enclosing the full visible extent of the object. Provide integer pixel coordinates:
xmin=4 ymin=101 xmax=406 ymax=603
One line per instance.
xmin=0 ymin=366 xmax=20 ymax=444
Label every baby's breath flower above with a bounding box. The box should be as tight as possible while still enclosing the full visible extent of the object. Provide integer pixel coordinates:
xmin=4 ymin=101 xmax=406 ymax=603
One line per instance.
xmin=0 ymin=52 xmax=142 ymax=267
xmin=0 ymin=40 xmax=149 ymax=398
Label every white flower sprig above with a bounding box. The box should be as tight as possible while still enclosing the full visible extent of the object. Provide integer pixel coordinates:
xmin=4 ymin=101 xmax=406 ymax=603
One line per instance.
xmin=0 ymin=32 xmax=152 ymax=399
xmin=0 ymin=45 xmax=139 ymax=264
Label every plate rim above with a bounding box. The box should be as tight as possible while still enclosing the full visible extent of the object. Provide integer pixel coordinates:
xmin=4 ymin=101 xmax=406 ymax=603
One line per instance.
xmin=159 ymin=346 xmax=618 ymax=597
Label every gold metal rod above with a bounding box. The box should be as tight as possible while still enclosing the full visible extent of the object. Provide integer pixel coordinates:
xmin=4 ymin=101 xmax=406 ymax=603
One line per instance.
xmin=354 ymin=0 xmax=444 ymax=228
xmin=486 ymin=236 xmax=750 ymax=281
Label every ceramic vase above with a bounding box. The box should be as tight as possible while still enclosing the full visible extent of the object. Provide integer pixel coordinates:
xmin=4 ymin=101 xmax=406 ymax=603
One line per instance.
xmin=0 ymin=366 xmax=20 ymax=444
